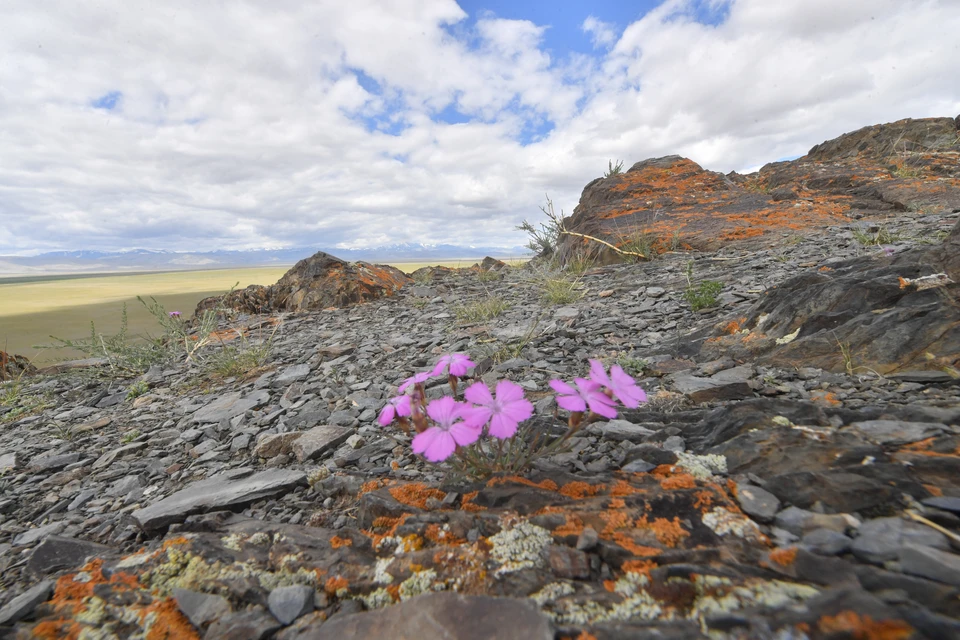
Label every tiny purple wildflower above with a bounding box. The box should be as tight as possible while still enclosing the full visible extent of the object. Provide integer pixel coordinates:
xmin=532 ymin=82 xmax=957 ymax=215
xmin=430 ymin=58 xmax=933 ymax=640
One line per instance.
xmin=549 ymin=378 xmax=618 ymax=419
xmin=589 ymin=359 xmax=647 ymax=408
xmin=430 ymin=353 xmax=476 ymax=378
xmin=463 ymin=380 xmax=534 ymax=439
xmin=882 ymin=246 xmax=896 ymax=256
xmin=377 ymin=395 xmax=412 ymax=426
xmin=398 ymin=370 xmax=432 ymax=393
xmin=411 ymin=397 xmax=481 ymax=462
xmin=169 ymin=311 xmax=181 ymax=317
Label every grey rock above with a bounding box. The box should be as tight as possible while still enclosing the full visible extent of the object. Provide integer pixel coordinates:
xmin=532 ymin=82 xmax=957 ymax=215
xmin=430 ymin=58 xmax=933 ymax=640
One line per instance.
xmin=13 ymin=522 xmax=66 ymax=546
xmin=593 ymin=419 xmax=655 ymax=443
xmin=645 ymin=286 xmax=665 ymax=298
xmin=107 ymin=475 xmax=142 ymax=497
xmin=846 ymin=420 xmax=946 ymax=445
xmin=922 ymin=496 xmax=960 ymax=514
xmin=268 ymin=584 xmax=315 ymax=625
xmin=298 ymin=592 xmax=553 ymax=640
xmin=253 ymin=433 xmax=304 ymax=459
xmin=774 ymin=506 xmax=855 ymax=536
xmin=132 ymin=469 xmax=306 ymax=531
xmin=670 ymin=373 xmax=752 ymax=402
xmin=173 ymin=588 xmax=232 ymax=629
xmin=292 ymin=425 xmax=353 ymax=462
xmin=899 ymin=544 xmax=960 ymax=586
xmin=0 ymin=451 xmax=22 ymax=472
xmin=91 ymin=442 xmax=146 ymax=470
xmin=553 ymin=307 xmax=579 ymax=319
xmin=205 ymin=609 xmax=283 ymax=640
xmin=621 ymin=459 xmax=656 ymax=473
xmin=68 ymin=489 xmax=97 ymax=511
xmin=576 ymin=527 xmax=600 ymax=551
xmin=192 ymin=390 xmax=270 ymax=424
xmin=0 ymin=580 xmax=54 ymax=625
xmin=274 ymin=364 xmax=312 ymax=385
xmin=851 ymin=517 xmax=950 ymax=564
xmin=26 ymin=535 xmax=114 ymax=578
xmin=28 ymin=452 xmax=81 ymax=472
xmin=662 ymin=435 xmax=685 ymax=452
xmin=736 ymin=483 xmax=781 ymax=523
xmin=96 ymin=391 xmax=127 ymax=408
xmin=802 ymin=528 xmax=853 ymax=556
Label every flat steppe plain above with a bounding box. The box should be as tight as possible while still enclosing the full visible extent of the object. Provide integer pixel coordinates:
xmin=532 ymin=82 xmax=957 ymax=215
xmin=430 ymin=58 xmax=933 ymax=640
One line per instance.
xmin=0 ymin=261 xmax=489 ymax=365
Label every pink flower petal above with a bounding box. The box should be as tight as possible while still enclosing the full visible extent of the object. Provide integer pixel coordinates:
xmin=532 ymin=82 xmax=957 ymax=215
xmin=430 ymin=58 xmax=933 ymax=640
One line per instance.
xmin=556 ymin=395 xmax=586 ymax=412
xmin=550 ymin=379 xmax=576 ymax=395
xmin=377 ymin=405 xmax=396 ymax=426
xmin=449 ymin=422 xmax=481 ymax=447
xmin=426 ymin=396 xmax=458 ymax=425
xmin=464 ymin=381 xmax=493 ymax=405
xmin=494 ymin=379 xmax=525 ymax=403
xmin=413 ymin=428 xmax=456 ymax=462
xmin=488 ymin=414 xmax=517 ymax=439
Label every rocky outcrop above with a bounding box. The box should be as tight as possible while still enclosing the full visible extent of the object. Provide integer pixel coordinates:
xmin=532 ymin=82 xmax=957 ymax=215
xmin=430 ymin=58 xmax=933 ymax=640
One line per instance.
xmin=196 ymin=252 xmax=411 ymax=316
xmin=693 ymin=218 xmax=960 ymax=374
xmin=558 ymin=116 xmax=960 ymax=262
xmin=0 ymin=351 xmax=35 ymax=381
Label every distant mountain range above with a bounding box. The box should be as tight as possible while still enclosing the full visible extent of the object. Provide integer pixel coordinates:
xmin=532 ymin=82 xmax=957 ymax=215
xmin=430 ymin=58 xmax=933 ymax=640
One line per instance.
xmin=0 ymin=243 xmax=530 ymax=276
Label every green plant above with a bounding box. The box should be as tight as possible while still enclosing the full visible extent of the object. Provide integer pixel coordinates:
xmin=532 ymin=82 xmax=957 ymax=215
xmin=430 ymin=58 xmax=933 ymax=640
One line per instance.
xmin=51 ymin=422 xmax=75 ymax=441
xmin=683 ymin=261 xmax=722 ymax=311
xmin=516 ymin=195 xmax=566 ymax=257
xmin=410 ymin=297 xmax=429 ymax=310
xmin=615 ymin=351 xmax=648 ymax=378
xmin=205 ymin=326 xmax=277 ymax=379
xmin=852 ymin=225 xmax=900 ymax=246
xmin=138 ymin=288 xmax=235 ymax=363
xmin=604 ymin=159 xmax=624 ymax=177
xmin=121 ymin=429 xmax=141 ymax=444
xmin=477 ymin=269 xmax=502 ymax=283
xmin=617 ymin=231 xmax=658 ymax=260
xmin=126 ymin=380 xmax=149 ymax=400
xmin=454 ymin=296 xmax=510 ymax=323
xmin=541 ymin=274 xmax=583 ymax=306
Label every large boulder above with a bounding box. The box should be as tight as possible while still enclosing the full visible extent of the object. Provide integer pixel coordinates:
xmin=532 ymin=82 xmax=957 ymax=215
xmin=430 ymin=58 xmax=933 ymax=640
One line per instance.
xmin=195 ymin=252 xmax=411 ymax=316
xmin=557 ymin=116 xmax=960 ymax=262
xmin=693 ymin=219 xmax=960 ymax=375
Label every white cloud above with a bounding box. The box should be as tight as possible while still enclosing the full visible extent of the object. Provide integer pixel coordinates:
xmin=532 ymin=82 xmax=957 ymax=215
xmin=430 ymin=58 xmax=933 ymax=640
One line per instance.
xmin=581 ymin=16 xmax=618 ymax=49
xmin=0 ymin=0 xmax=958 ymax=254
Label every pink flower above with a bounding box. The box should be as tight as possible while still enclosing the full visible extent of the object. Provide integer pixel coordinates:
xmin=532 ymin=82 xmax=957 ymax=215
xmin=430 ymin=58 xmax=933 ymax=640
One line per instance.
xmin=549 ymin=378 xmax=618 ymax=419
xmin=377 ymin=395 xmax=411 ymax=426
xmin=411 ymin=397 xmax=481 ymax=462
xmin=430 ymin=353 xmax=476 ymax=378
xmin=398 ymin=371 xmax=432 ymax=393
xmin=589 ymin=359 xmax=647 ymax=408
xmin=463 ymin=380 xmax=534 ymax=439
xmin=168 ymin=311 xmax=181 ymax=317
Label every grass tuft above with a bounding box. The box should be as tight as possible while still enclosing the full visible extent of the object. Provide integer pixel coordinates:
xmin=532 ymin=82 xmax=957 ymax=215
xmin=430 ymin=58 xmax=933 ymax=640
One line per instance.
xmin=454 ymin=296 xmax=510 ymax=323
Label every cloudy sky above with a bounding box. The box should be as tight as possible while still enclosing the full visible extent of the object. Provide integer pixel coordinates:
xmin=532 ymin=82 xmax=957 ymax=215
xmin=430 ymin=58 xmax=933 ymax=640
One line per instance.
xmin=1 ymin=0 xmax=958 ymax=255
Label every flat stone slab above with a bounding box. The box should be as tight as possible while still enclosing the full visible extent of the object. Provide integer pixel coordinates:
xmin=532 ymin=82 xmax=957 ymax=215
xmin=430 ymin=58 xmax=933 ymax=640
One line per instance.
xmin=591 ymin=419 xmax=656 ymax=443
xmin=899 ymin=544 xmax=960 ymax=586
xmin=0 ymin=580 xmax=54 ymax=626
xmin=13 ymin=522 xmax=66 ymax=547
xmin=845 ymin=420 xmax=946 ymax=445
xmin=26 ymin=536 xmax=115 ymax=579
xmin=670 ymin=373 xmax=753 ymax=403
xmin=132 ymin=469 xmax=305 ymax=531
xmin=290 ymin=592 xmax=553 ymax=640
xmin=292 ymin=425 xmax=353 ymax=462
xmin=192 ymin=390 xmax=270 ymax=424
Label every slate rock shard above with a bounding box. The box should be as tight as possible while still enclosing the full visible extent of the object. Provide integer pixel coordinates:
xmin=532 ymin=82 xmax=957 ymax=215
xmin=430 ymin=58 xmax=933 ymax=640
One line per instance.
xmin=195 ymin=251 xmax=411 ymax=316
xmin=132 ymin=469 xmax=306 ymax=531
xmin=557 ymin=116 xmax=960 ymax=263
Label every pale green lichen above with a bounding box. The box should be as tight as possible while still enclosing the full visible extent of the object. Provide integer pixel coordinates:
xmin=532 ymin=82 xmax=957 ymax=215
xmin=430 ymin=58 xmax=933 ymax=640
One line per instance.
xmin=398 ymin=568 xmax=443 ymax=601
xmin=249 ymin=532 xmax=271 ymax=546
xmin=374 ymin=557 xmax=395 ymax=585
xmin=220 ymin=533 xmax=245 ymax=551
xmin=358 ymin=587 xmax=395 ymax=609
xmin=702 ymin=507 xmax=764 ymax=541
xmin=688 ymin=574 xmax=819 ymax=622
xmin=144 ymin=546 xmax=320 ymax=596
xmin=529 ymin=581 xmax=575 ymax=606
xmin=74 ymin=597 xmax=107 ymax=625
xmin=488 ymin=519 xmax=552 ymax=576
xmin=308 ymin=466 xmax=330 ymax=486
xmin=675 ymin=452 xmax=727 ymax=479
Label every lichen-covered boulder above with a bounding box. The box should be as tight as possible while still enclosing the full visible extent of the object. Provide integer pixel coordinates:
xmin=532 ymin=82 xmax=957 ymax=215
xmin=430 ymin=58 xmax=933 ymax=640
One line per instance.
xmin=0 ymin=350 xmax=35 ymax=381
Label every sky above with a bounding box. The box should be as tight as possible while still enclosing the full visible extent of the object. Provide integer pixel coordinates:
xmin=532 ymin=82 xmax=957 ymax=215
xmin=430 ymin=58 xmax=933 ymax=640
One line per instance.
xmin=1 ymin=0 xmax=958 ymax=255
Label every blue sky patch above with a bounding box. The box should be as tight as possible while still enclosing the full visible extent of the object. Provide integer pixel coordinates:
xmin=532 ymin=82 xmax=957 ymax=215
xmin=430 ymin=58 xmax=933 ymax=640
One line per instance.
xmin=91 ymin=91 xmax=122 ymax=110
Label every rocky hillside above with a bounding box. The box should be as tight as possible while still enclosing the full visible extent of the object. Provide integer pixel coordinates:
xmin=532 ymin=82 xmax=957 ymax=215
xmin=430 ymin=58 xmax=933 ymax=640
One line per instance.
xmin=1 ymin=117 xmax=960 ymax=639
xmin=558 ymin=116 xmax=960 ymax=260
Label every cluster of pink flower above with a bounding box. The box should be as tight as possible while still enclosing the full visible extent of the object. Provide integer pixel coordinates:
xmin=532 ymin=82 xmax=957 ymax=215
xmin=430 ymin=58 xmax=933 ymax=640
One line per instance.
xmin=378 ymin=353 xmax=646 ymax=463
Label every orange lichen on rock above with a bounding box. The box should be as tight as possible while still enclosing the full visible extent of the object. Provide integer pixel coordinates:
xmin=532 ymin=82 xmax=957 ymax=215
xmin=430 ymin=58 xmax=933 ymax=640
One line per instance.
xmin=610 ymin=537 xmax=662 ymax=557
xmin=923 ymin=484 xmax=944 ymax=497
xmin=161 ymin=536 xmax=190 ymax=551
xmin=324 ymin=575 xmax=349 ymax=596
xmin=143 ymin=598 xmax=201 ymax=640
xmin=553 ymin=512 xmax=586 ymax=537
xmin=329 ymin=535 xmax=352 ymax=549
xmin=424 ymin=523 xmax=467 ymax=546
xmin=636 ymin=515 xmax=690 ymax=548
xmin=768 ymin=546 xmax=799 ymax=567
xmin=693 ymin=490 xmax=715 ymax=511
xmin=388 ymin=483 xmax=447 ymax=510
xmin=608 ymin=479 xmax=641 ymax=497
xmin=817 ymin=611 xmax=914 ymax=640
xmin=359 ymin=478 xmax=390 ymax=496
xmin=560 ymin=481 xmax=604 ymax=499
xmin=487 ymin=476 xmax=559 ymax=491
xmin=575 ymin=632 xmax=598 ymax=640
xmin=600 ymin=509 xmax=632 ymax=535
xmin=608 ymin=498 xmax=626 ymax=509
xmin=659 ymin=473 xmax=697 ymax=490
xmin=818 ymin=266 xmax=833 ymax=272
xmin=460 ymin=490 xmax=486 ymax=512
xmin=621 ymin=559 xmax=658 ymax=576
xmin=723 ymin=317 xmax=748 ymax=334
